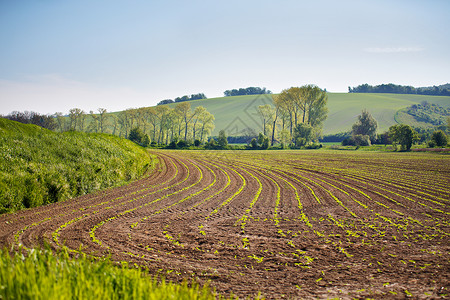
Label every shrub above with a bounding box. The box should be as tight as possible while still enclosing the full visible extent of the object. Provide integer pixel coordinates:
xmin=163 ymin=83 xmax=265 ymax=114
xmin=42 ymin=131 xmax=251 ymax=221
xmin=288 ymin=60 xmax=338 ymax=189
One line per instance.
xmin=128 ymin=127 xmax=144 ymax=144
xmin=141 ymin=134 xmax=151 ymax=147
xmin=353 ymin=134 xmax=371 ymax=146
xmin=431 ymin=130 xmax=448 ymax=147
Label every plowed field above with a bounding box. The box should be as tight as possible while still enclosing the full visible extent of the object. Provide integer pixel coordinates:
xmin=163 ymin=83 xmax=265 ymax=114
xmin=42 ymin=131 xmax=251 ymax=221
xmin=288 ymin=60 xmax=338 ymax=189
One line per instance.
xmin=1 ymin=150 xmax=449 ymax=299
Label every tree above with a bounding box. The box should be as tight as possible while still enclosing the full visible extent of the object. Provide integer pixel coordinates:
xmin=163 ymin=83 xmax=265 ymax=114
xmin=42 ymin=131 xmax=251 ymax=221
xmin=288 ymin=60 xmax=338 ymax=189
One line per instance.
xmin=97 ymin=108 xmax=109 ymax=133
xmin=261 ymin=136 xmax=270 ymax=149
xmin=257 ymin=132 xmax=265 ymax=146
xmin=293 ymin=123 xmax=313 ymax=146
xmin=256 ymin=104 xmax=275 ymax=136
xmin=278 ymin=129 xmax=290 ymax=149
xmin=88 ymin=111 xmax=99 ymax=133
xmin=191 ymin=106 xmax=207 ymax=141
xmin=389 ymin=124 xmax=418 ymax=151
xmin=128 ymin=127 xmax=144 ymax=145
xmin=352 ymin=109 xmax=378 ymax=140
xmin=54 ymin=112 xmax=66 ymax=132
xmin=431 ymin=130 xmax=448 ymax=147
xmin=199 ymin=111 xmax=215 ymax=142
xmin=217 ymin=130 xmax=228 ymax=149
xmin=175 ymin=102 xmax=198 ymax=141
xmin=69 ymin=108 xmax=84 ymax=131
xmin=250 ymin=138 xmax=258 ymax=149
xmin=141 ymin=134 xmax=151 ymax=147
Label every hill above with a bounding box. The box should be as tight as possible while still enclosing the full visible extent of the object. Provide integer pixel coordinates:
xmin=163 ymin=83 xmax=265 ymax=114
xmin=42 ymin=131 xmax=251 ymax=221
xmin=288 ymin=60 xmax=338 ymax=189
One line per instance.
xmin=0 ymin=118 xmax=153 ymax=213
xmin=168 ymin=93 xmax=450 ymax=136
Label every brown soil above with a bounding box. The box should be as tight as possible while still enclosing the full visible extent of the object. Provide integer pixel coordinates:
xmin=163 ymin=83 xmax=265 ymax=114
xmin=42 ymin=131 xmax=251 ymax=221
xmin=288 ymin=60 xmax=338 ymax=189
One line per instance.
xmin=1 ymin=150 xmax=449 ymax=299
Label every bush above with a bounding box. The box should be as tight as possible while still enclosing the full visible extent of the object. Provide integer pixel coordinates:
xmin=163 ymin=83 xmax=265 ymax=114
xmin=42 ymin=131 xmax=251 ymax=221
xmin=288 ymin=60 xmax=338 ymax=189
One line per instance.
xmin=128 ymin=127 xmax=144 ymax=144
xmin=177 ymin=140 xmax=188 ymax=148
xmin=262 ymin=136 xmax=270 ymax=149
xmin=204 ymin=139 xmax=217 ymax=150
xmin=353 ymin=134 xmax=371 ymax=146
xmin=141 ymin=134 xmax=151 ymax=147
xmin=431 ymin=130 xmax=448 ymax=147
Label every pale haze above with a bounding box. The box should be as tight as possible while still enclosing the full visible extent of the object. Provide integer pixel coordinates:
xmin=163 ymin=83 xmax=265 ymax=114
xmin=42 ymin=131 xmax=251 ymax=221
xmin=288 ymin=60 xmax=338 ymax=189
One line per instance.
xmin=1 ymin=0 xmax=449 ymax=115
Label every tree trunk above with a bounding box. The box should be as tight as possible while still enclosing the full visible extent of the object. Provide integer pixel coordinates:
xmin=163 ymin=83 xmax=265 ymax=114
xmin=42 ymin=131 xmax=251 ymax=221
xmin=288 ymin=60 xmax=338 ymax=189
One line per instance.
xmin=271 ymin=111 xmax=278 ymax=146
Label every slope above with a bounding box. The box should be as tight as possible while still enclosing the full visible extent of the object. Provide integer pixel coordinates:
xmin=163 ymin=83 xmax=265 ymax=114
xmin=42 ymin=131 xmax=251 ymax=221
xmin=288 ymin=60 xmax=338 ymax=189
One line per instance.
xmin=0 ymin=118 xmax=153 ymax=213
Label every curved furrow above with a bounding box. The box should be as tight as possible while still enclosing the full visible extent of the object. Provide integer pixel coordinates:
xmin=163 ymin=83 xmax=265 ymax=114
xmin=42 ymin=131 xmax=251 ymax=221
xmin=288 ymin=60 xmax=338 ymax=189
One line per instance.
xmin=11 ymin=152 xmax=183 ymax=251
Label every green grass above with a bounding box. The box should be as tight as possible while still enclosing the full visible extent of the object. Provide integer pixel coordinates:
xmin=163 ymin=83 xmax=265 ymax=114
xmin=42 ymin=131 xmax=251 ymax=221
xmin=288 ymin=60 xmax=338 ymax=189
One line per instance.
xmin=0 ymin=248 xmax=220 ymax=300
xmin=164 ymin=93 xmax=450 ymax=135
xmin=0 ymin=118 xmax=154 ymax=213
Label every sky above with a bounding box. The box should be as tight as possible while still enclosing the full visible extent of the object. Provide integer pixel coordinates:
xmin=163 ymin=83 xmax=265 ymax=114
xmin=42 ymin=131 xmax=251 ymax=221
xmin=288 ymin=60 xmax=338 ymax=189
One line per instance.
xmin=0 ymin=0 xmax=449 ymax=115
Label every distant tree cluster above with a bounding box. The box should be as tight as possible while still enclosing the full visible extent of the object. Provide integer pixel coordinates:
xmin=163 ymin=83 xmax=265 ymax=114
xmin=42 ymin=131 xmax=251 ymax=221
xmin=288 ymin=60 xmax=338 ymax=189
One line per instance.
xmin=348 ymin=83 xmax=450 ymax=96
xmin=406 ymin=102 xmax=449 ymax=126
xmin=175 ymin=93 xmax=207 ymax=102
xmin=1 ymin=111 xmax=56 ymax=130
xmin=156 ymin=93 xmax=207 ymax=106
xmin=270 ymin=85 xmax=328 ymax=147
xmin=157 ymin=99 xmax=174 ymax=105
xmin=339 ymin=109 xmax=449 ymax=151
xmin=116 ymin=103 xmax=215 ymax=146
xmin=223 ymin=87 xmax=272 ymax=97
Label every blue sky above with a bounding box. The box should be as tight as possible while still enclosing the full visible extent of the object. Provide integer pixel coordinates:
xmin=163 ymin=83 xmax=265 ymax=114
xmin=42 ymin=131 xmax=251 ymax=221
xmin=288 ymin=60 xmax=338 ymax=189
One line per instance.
xmin=1 ymin=0 xmax=449 ymax=115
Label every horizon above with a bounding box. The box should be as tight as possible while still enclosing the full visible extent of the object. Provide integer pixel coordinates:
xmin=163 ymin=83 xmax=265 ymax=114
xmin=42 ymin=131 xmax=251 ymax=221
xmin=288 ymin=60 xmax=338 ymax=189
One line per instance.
xmin=1 ymin=0 xmax=449 ymax=115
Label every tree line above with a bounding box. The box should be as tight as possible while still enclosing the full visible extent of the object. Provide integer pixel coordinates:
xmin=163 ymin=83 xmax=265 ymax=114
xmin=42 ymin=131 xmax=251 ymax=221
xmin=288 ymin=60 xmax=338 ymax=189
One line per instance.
xmin=224 ymin=87 xmax=272 ymax=97
xmin=2 ymin=103 xmax=215 ymax=147
xmin=156 ymin=87 xmax=272 ymax=106
xmin=1 ymin=111 xmax=57 ymax=130
xmin=342 ymin=109 xmax=449 ymax=150
xmin=157 ymin=93 xmax=207 ymax=105
xmin=348 ymin=83 xmax=450 ymax=96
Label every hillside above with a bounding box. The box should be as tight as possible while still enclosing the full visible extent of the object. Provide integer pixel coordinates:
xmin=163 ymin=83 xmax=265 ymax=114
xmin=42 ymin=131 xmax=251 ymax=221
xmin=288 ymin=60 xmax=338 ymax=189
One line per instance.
xmin=0 ymin=118 xmax=153 ymax=213
xmin=58 ymin=92 xmax=450 ymax=138
xmin=170 ymin=93 xmax=450 ymax=135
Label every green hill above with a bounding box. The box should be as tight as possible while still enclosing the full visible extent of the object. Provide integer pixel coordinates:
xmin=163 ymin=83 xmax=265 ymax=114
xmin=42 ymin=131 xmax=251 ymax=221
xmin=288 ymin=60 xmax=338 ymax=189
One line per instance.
xmin=0 ymin=118 xmax=153 ymax=213
xmin=178 ymin=93 xmax=450 ymax=135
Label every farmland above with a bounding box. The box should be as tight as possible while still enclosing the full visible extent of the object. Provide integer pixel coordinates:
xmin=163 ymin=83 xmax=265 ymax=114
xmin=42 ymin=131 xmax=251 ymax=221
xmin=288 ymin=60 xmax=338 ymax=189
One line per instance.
xmin=0 ymin=150 xmax=449 ymax=298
